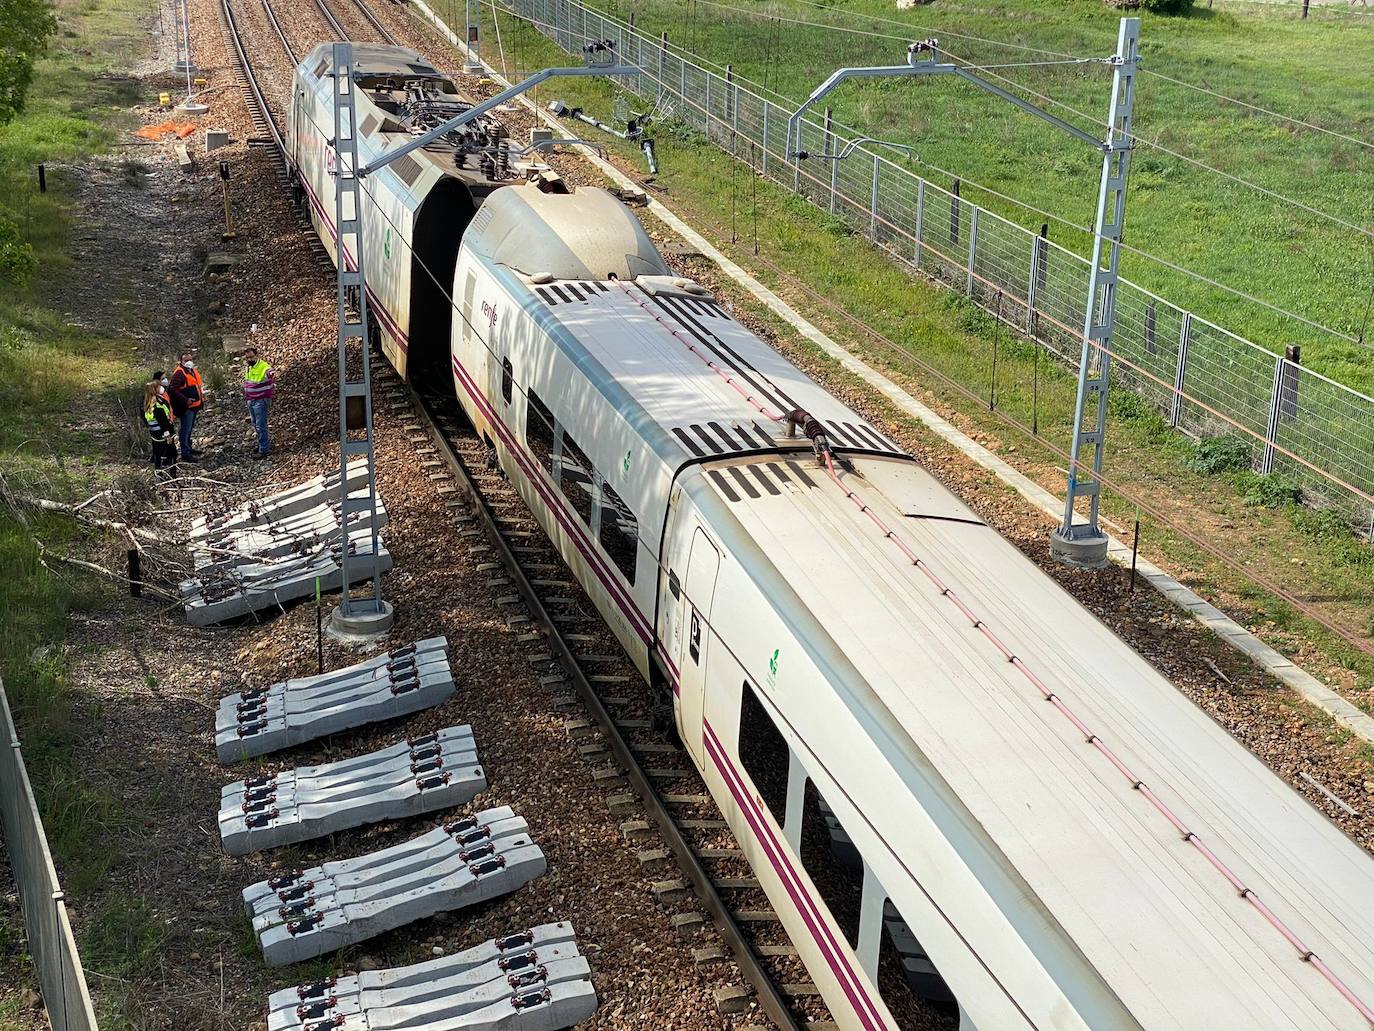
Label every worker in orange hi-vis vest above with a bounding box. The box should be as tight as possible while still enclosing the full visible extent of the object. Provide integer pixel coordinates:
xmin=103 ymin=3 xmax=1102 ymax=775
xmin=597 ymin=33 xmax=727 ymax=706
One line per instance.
xmin=242 ymin=345 xmax=276 ymax=460
xmin=168 ymin=350 xmax=205 ymax=462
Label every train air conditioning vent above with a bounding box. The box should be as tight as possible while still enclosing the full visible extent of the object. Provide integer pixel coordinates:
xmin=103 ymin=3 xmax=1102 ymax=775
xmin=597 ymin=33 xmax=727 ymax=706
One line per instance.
xmin=825 ymin=419 xmax=901 ymax=454
xmin=359 ymin=113 xmax=380 ymax=137
xmin=313 ymin=58 xmax=329 ymax=78
xmin=389 ymin=153 xmax=423 ymax=187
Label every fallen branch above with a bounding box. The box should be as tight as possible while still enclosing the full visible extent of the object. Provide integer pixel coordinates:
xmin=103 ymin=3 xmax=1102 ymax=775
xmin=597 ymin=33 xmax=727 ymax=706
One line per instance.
xmin=10 ymin=494 xmax=178 ymax=546
xmin=32 ymin=538 xmax=181 ymax=604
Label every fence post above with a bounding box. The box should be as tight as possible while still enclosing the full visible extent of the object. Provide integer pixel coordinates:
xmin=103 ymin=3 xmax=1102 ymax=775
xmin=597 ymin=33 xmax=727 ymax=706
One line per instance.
xmin=793 ymin=122 xmax=801 ymax=194
xmin=870 ymin=153 xmax=880 ymax=239
xmin=1170 ymin=312 xmax=1191 ymax=428
xmin=705 ymin=73 xmax=712 ymax=139
xmin=762 ymin=102 xmax=770 ymax=174
xmin=825 ymin=108 xmax=836 ymax=214
xmin=728 ymin=65 xmax=738 ymax=139
xmin=1261 ymin=352 xmax=1284 ymax=474
xmin=966 ymin=206 xmax=979 ymax=297
xmin=914 ymin=179 xmax=924 ymax=268
xmin=950 ymin=178 xmax=961 ymax=246
xmin=1026 ymin=224 xmax=1047 ymax=335
xmin=659 ymin=31 xmax=666 ymax=84
xmin=1280 ymin=344 xmax=1301 ymax=421
xmin=1145 ymin=299 xmax=1157 ymax=354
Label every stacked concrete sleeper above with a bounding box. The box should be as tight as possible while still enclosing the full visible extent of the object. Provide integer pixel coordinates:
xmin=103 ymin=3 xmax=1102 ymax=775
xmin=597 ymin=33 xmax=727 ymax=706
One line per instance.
xmin=242 ymin=806 xmax=546 ymax=965
xmin=219 ymin=726 xmax=486 ymax=855
xmin=215 ymin=638 xmax=454 ymax=761
xmin=267 ymin=922 xmax=596 ymax=1030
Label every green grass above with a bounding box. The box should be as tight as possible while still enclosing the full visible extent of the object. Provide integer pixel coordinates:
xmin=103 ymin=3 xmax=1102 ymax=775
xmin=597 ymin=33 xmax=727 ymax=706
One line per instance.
xmin=0 ymin=0 xmax=161 ymax=1021
xmin=537 ymin=0 xmax=1374 ymax=394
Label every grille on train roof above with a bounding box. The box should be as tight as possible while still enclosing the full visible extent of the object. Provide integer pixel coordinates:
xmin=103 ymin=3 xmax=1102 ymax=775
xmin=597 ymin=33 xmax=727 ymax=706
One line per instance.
xmin=708 ymin=462 xmax=815 ymax=503
xmin=535 ymin=282 xmax=608 ymax=305
xmin=671 ymin=421 xmax=778 ymax=457
xmin=389 ymin=153 xmax=423 ymax=187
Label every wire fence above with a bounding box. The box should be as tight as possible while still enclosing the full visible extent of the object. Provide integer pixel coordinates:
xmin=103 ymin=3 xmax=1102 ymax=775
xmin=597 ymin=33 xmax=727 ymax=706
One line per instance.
xmin=0 ymin=679 xmax=99 ymax=1031
xmin=496 ymin=0 xmax=1374 ymax=527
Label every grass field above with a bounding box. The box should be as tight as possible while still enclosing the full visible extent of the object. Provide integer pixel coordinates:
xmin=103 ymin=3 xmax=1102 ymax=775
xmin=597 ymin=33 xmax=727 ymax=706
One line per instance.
xmin=0 ymin=0 xmax=161 ymax=1022
xmin=488 ymin=0 xmax=1374 ymax=396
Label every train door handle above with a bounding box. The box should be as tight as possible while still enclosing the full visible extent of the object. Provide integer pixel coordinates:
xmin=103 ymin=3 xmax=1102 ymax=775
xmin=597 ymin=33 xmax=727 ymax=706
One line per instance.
xmin=689 ymin=609 xmax=701 ymax=664
xmin=668 ymin=570 xmax=681 ymax=600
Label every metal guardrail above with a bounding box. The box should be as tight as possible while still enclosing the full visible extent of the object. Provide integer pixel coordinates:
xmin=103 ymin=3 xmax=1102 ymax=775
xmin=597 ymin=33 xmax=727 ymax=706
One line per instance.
xmin=0 ymin=678 xmax=99 ymax=1031
xmin=496 ymin=0 xmax=1374 ymax=528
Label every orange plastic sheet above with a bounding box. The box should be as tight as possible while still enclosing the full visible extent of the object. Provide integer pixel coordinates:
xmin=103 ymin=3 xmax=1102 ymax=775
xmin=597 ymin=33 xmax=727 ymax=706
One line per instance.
xmin=135 ymin=121 xmax=198 ymax=141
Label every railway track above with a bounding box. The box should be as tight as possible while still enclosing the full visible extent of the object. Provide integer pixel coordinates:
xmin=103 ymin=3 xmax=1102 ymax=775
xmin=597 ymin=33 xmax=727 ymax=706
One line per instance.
xmin=222 ymin=0 xmax=835 ymax=1028
xmin=217 ymin=0 xmax=831 ymax=1027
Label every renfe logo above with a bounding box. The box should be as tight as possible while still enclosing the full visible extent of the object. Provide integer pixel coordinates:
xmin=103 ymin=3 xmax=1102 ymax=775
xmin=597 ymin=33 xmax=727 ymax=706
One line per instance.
xmin=480 ymin=299 xmax=498 ymax=329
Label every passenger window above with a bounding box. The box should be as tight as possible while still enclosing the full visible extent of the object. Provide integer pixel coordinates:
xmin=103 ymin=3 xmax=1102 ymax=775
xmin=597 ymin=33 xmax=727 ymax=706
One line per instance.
xmin=800 ymin=780 xmax=863 ymax=949
xmin=599 ymin=481 xmax=638 ymax=584
xmin=877 ymin=898 xmax=958 ymax=1024
xmin=739 ymin=681 xmax=789 ymax=827
xmin=501 ymin=358 xmax=513 ymax=404
xmin=526 ymin=390 xmax=555 ymax=475
xmin=558 ymin=430 xmax=595 ymax=525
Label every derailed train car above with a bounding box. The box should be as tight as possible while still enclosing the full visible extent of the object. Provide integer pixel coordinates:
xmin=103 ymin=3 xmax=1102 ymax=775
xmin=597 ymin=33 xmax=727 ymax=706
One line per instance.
xmin=287 ymin=42 xmax=516 ymax=380
xmin=295 ymin=44 xmax=1374 ymax=1031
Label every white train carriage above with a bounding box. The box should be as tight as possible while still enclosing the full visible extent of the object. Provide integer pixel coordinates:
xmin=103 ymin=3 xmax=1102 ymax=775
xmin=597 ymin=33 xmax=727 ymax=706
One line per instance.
xmin=287 ymin=43 xmax=516 ymax=380
xmin=443 ymin=184 xmax=1374 ymax=1030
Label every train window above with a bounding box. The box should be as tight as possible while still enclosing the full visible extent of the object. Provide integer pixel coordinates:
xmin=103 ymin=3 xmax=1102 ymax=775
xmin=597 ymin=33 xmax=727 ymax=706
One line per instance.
xmin=526 ymin=390 xmax=555 ymax=476
xmin=501 ymin=358 xmax=513 ymax=404
xmin=877 ymin=899 xmax=959 ymax=1028
xmin=800 ymin=780 xmax=863 ymax=949
xmin=738 ymin=681 xmax=789 ymax=827
xmin=599 ymin=481 xmax=638 ymax=584
xmin=558 ymin=430 xmax=595 ymax=525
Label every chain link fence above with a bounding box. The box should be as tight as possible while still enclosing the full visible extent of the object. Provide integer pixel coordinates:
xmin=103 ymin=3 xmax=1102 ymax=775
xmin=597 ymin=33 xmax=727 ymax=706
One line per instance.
xmin=0 ymin=679 xmax=99 ymax=1031
xmin=497 ymin=0 xmax=1374 ymax=526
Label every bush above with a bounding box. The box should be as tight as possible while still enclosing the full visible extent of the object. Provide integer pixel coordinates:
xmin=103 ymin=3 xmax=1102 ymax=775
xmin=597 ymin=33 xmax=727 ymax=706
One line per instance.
xmin=0 ymin=214 xmax=34 ymax=284
xmin=1234 ymin=470 xmax=1302 ymax=508
xmin=1186 ymin=434 xmax=1252 ymax=476
xmin=1141 ymin=0 xmax=1196 ymax=12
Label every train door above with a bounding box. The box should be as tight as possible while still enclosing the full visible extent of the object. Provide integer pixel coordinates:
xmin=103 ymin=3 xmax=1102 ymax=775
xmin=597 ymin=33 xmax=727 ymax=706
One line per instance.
xmin=676 ymin=527 xmax=720 ymax=767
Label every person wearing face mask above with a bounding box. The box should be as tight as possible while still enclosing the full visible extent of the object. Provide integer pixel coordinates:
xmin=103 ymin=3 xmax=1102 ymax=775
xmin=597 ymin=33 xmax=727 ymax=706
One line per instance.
xmin=169 ymin=350 xmax=204 ymax=463
xmin=143 ymin=379 xmax=178 ymax=477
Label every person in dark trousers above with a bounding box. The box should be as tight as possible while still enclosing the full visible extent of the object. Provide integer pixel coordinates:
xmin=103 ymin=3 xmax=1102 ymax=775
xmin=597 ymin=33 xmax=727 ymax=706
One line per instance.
xmin=168 ymin=351 xmax=205 ymax=462
xmin=242 ymin=345 xmax=275 ymax=460
xmin=143 ymin=380 xmax=178 ymax=478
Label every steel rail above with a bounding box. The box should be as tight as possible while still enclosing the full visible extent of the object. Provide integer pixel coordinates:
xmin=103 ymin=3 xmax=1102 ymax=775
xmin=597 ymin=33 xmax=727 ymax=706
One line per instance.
xmin=260 ymin=0 xmax=299 ymax=65
xmin=348 ymin=0 xmax=398 ymax=45
xmin=220 ymin=0 xmax=286 ymax=156
xmin=403 ymin=381 xmax=805 ymax=1031
xmin=311 ymin=0 xmax=349 ymax=42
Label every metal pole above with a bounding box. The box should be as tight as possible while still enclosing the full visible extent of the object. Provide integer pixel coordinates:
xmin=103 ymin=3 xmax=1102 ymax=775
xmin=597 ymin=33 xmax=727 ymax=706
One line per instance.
xmin=1170 ymin=311 xmax=1191 ymax=427
xmin=1261 ymin=354 xmax=1284 ymax=475
xmin=870 ymin=152 xmax=880 ymax=239
xmin=1052 ymin=17 xmax=1140 ymax=568
xmin=966 ymin=206 xmax=979 ymax=296
xmin=330 ymin=42 xmax=392 ymax=636
xmin=825 ymin=107 xmax=836 ymax=214
xmin=913 ymin=179 xmax=924 ymax=268
xmin=1025 ymin=224 xmax=1046 ymax=335
xmin=762 ymin=102 xmax=770 ymax=175
xmin=464 ymin=0 xmax=482 ymax=72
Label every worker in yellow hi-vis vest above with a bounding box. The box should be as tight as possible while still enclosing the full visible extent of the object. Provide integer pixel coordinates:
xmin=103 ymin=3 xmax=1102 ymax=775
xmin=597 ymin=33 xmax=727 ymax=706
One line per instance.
xmin=242 ymin=345 xmax=276 ymax=460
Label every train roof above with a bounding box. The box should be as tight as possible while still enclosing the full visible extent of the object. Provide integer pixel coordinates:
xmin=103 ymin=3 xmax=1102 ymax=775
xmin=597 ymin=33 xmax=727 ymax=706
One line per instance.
xmin=691 ymin=451 xmax=1374 ymax=1028
xmin=477 ymin=204 xmax=906 ymax=467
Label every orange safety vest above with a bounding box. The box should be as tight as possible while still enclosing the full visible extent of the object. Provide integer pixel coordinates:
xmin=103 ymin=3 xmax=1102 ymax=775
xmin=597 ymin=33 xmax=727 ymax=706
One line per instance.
xmin=180 ymin=366 xmax=204 ymax=409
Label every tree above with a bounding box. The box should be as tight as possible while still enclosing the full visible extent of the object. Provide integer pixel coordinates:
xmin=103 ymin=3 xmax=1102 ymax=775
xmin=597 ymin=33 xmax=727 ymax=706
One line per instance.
xmin=0 ymin=0 xmax=57 ymax=126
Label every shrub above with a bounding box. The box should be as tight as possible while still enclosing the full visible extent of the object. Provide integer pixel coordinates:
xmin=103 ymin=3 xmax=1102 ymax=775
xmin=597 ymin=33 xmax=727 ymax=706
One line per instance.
xmin=1234 ymin=470 xmax=1302 ymax=508
xmin=1186 ymin=434 xmax=1252 ymax=476
xmin=0 ymin=214 xmax=35 ymax=285
xmin=1141 ymin=0 xmax=1196 ymax=12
